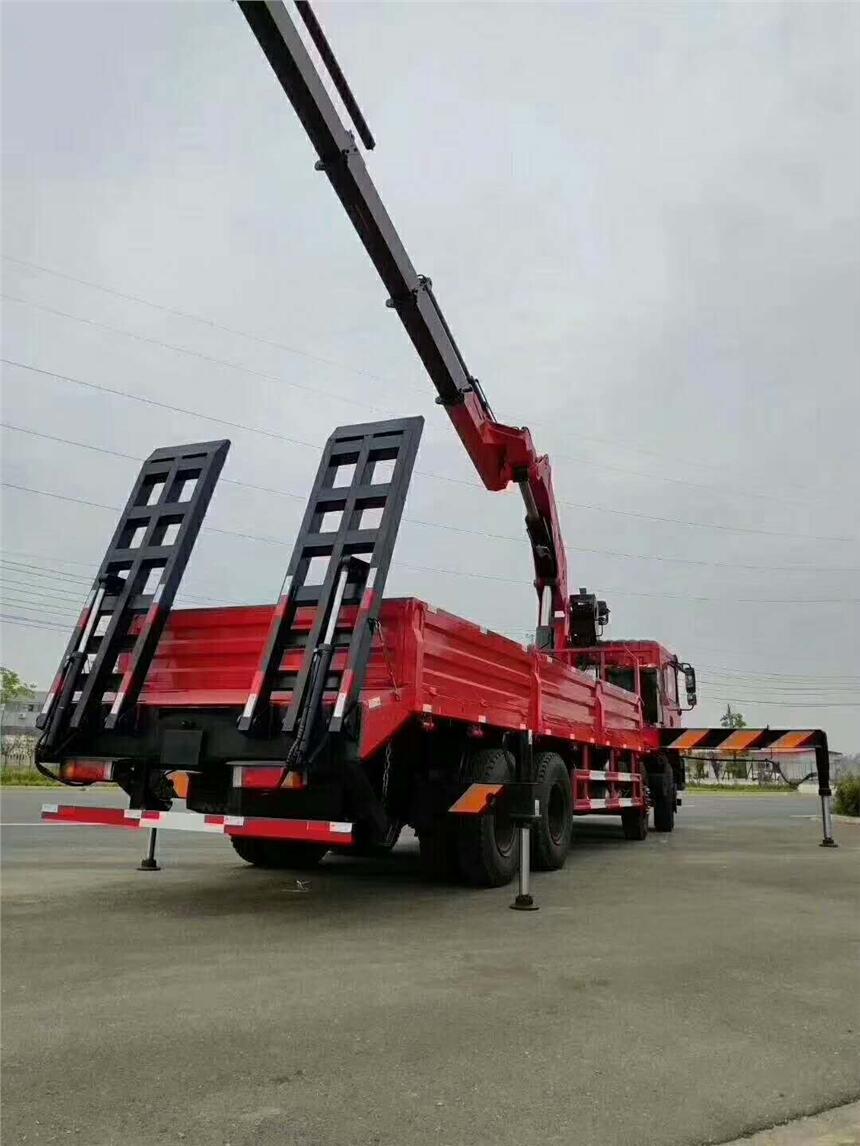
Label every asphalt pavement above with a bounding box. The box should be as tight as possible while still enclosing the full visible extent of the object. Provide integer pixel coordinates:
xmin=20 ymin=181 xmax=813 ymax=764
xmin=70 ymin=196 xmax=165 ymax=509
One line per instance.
xmin=2 ymin=788 xmax=858 ymax=1146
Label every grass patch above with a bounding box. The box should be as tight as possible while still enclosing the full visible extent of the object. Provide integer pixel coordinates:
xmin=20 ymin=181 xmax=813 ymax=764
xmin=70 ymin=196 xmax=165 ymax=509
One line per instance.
xmin=1 ymin=768 xmax=61 ymax=788
xmin=688 ymin=783 xmax=802 ymax=793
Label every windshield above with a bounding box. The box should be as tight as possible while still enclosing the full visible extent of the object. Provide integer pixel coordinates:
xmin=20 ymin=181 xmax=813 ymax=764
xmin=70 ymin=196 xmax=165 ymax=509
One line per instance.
xmin=640 ymin=668 xmax=660 ymax=724
xmin=605 ymin=666 xmax=636 ymax=693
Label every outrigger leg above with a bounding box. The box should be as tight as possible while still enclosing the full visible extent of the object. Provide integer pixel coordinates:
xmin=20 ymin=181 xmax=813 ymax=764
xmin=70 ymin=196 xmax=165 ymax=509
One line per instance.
xmin=138 ymin=827 xmax=161 ymax=871
xmin=510 ymin=821 xmax=539 ymax=912
xmin=510 ymin=733 xmax=540 ymax=912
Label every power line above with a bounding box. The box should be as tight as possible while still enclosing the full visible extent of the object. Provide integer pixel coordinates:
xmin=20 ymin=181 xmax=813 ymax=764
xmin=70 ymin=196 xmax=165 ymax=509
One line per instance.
xmin=1 ymin=458 xmax=857 ymax=577
xmin=535 ymin=445 xmax=815 ymax=507
xmin=5 ymin=369 xmax=859 ymax=559
xmin=0 ymin=559 xmax=93 ymax=585
xmin=1 ymin=568 xmax=91 ymax=596
xmin=604 ymin=587 xmax=857 ymax=605
xmin=0 ymin=562 xmax=236 ymax=609
xmin=6 ymin=297 xmax=849 ymax=524
xmin=695 ymin=664 xmax=860 ymax=683
xmin=1 ymin=292 xmax=397 ymax=418
xmin=10 ymin=417 xmax=849 ymax=561
xmin=0 ymin=579 xmax=86 ymax=605
xmin=0 ymin=613 xmax=73 ymax=634
xmin=2 ymin=551 xmax=245 ymax=612
xmin=3 ymin=480 xmax=858 ymax=608
xmin=672 ymin=644 xmax=859 ymax=675
xmin=1 ymin=252 xmax=423 ymax=393
xmin=705 ymin=696 xmax=860 ymax=709
xmin=0 ymin=550 xmax=99 ymax=572
xmin=0 ymin=421 xmax=310 ymax=503
xmin=697 ymin=678 xmax=858 ymax=694
xmin=0 ymin=598 xmax=79 ymax=620
xmin=402 ymin=521 xmax=859 ymax=574
xmin=0 ymin=569 xmax=87 ymax=599
xmin=3 ymin=613 xmax=852 ymax=707
xmin=1 ymin=598 xmax=79 ymax=622
xmin=0 ymin=478 xmax=293 ymax=548
xmin=554 ymin=495 xmax=855 ymax=544
xmin=1 ymin=355 xmax=321 ymax=448
xmin=397 ymin=559 xmax=858 ymax=604
xmin=3 ymin=252 xmax=818 ymax=502
xmin=0 ymin=355 xmax=473 ymax=491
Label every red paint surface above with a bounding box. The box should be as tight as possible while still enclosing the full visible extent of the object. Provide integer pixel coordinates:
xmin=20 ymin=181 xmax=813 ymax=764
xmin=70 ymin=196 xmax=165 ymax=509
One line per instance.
xmin=132 ymin=598 xmax=663 ymax=758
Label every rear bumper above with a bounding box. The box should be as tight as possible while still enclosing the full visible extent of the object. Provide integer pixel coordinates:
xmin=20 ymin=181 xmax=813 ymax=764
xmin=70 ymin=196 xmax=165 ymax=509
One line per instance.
xmin=41 ymin=804 xmax=354 ymax=847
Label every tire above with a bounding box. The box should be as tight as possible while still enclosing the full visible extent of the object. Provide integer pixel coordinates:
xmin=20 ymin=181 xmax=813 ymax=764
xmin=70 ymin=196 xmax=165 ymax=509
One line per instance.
xmin=621 ymin=807 xmax=648 ymax=841
xmin=649 ymin=754 xmax=676 ymax=833
xmin=230 ymin=837 xmax=328 ymax=869
xmin=530 ymin=752 xmax=572 ymax=871
xmin=230 ymin=837 xmax=269 ymax=866
xmin=456 ymin=747 xmax=520 ymax=887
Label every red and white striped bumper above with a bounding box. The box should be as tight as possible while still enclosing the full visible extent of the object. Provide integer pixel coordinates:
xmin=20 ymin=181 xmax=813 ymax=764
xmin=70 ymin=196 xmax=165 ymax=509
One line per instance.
xmin=573 ymin=796 xmax=639 ymax=813
xmin=40 ymin=804 xmax=354 ymax=846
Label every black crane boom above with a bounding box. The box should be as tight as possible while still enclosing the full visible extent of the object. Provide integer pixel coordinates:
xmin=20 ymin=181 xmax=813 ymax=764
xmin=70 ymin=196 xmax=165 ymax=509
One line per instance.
xmin=239 ymin=0 xmax=573 ymax=648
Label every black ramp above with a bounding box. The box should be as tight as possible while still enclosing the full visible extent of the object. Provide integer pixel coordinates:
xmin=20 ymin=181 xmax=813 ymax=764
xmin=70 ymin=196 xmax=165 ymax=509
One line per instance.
xmin=238 ymin=416 xmax=423 ymax=738
xmin=36 ymin=440 xmax=230 ymax=754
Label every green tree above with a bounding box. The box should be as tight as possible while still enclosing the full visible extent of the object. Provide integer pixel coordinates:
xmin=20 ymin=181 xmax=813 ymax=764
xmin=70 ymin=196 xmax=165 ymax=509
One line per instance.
xmin=720 ymin=704 xmax=746 ymax=729
xmin=720 ymin=704 xmax=748 ymax=778
xmin=0 ymin=667 xmax=35 ymax=704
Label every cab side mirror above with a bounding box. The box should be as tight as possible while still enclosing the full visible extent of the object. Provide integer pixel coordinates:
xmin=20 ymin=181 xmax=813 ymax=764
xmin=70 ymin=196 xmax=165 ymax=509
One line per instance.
xmin=682 ymin=663 xmax=697 ymax=708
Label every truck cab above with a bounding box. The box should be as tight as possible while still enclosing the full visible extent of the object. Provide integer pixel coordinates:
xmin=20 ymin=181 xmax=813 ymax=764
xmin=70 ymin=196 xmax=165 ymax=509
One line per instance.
xmin=574 ymin=641 xmax=697 ymax=730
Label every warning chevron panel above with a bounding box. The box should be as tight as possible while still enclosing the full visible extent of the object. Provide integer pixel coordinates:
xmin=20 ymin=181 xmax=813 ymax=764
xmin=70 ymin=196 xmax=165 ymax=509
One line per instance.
xmin=660 ymin=728 xmax=823 ymax=753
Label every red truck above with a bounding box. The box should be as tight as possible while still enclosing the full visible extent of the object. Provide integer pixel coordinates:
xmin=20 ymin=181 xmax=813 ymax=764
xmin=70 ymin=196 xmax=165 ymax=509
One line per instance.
xmin=36 ymin=2 xmax=836 ymax=889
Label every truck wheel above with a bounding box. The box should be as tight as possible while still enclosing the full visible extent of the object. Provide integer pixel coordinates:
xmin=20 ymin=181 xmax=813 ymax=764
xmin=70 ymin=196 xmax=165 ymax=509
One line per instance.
xmin=230 ymin=837 xmax=327 ymax=869
xmin=230 ymin=837 xmax=269 ymax=866
xmin=456 ymin=747 xmax=520 ymax=887
xmin=649 ymin=754 xmax=676 ymax=833
xmin=531 ymin=752 xmax=572 ymax=871
xmin=652 ymin=782 xmax=676 ymax=832
xmin=621 ymin=807 xmax=648 ymax=841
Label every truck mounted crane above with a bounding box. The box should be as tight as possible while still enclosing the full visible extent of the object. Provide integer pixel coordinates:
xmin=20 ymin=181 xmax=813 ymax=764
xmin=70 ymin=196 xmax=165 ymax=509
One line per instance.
xmin=243 ymin=0 xmax=575 ymax=654
xmin=35 ymin=2 xmax=836 ymax=890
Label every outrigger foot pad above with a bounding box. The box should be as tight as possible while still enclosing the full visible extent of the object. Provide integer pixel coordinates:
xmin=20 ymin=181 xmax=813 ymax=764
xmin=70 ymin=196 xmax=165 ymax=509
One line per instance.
xmin=510 ymin=893 xmax=539 ymax=912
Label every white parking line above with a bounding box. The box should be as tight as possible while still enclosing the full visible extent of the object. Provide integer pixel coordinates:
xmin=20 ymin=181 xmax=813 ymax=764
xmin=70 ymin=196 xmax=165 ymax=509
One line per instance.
xmin=1 ymin=822 xmax=81 ymax=827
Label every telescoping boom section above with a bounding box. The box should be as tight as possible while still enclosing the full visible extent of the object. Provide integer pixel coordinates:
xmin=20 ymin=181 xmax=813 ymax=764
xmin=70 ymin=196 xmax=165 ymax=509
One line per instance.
xmin=36 ymin=4 xmax=837 ymax=884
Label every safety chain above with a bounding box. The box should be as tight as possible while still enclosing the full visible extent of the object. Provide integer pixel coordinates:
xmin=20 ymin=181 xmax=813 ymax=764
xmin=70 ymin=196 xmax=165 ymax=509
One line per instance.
xmin=382 ymin=740 xmax=393 ymax=802
xmin=369 ymin=617 xmax=400 ymax=700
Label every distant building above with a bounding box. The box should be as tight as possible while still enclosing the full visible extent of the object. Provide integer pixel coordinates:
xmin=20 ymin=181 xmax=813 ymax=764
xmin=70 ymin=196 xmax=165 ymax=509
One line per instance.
xmin=0 ymin=692 xmax=47 ymax=741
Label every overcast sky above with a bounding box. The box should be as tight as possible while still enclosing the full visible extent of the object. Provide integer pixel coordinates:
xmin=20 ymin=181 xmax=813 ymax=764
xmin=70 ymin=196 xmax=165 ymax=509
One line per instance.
xmin=2 ymin=1 xmax=858 ymax=746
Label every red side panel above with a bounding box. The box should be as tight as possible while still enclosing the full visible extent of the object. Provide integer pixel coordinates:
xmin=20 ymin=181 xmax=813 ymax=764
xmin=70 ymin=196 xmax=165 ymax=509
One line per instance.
xmin=135 ymin=596 xmax=649 ymax=753
xmin=139 ymin=605 xmax=272 ymax=707
xmin=537 ymin=653 xmax=599 ymax=734
xmin=599 ymin=680 xmax=643 ymax=733
xmin=420 ymin=607 xmax=532 ymax=730
xmin=138 ymin=601 xmax=413 ymax=709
